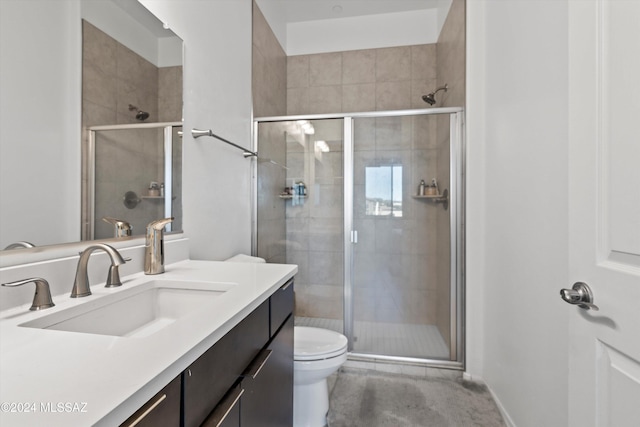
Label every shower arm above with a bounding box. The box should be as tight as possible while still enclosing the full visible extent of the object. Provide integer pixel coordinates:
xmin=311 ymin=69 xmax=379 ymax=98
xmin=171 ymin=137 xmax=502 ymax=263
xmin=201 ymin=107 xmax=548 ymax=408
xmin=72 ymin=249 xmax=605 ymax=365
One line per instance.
xmin=432 ymin=85 xmax=448 ymax=96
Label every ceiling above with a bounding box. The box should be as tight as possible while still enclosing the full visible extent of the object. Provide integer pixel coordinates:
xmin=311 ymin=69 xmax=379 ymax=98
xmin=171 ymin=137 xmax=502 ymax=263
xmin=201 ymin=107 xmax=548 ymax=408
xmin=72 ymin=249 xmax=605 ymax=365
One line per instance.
xmin=257 ymin=0 xmax=440 ymax=24
xmin=256 ymin=0 xmax=448 ymax=55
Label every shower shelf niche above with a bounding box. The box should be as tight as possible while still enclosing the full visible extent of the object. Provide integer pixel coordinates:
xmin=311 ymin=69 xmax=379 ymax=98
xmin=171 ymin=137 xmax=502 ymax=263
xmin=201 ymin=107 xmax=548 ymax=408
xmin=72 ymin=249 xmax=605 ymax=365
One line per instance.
xmin=412 ymin=189 xmax=449 ymax=210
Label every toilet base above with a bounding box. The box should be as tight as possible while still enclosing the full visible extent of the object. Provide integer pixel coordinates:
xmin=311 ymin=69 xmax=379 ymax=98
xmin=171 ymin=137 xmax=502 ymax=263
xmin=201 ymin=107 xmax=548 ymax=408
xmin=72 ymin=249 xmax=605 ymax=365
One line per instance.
xmin=293 ymin=378 xmax=329 ymax=427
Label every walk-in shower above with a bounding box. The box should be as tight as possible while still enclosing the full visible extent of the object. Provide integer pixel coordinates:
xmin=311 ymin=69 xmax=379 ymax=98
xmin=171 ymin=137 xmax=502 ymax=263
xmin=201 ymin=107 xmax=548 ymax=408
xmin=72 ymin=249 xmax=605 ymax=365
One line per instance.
xmin=84 ymin=122 xmax=183 ymax=240
xmin=253 ymin=108 xmax=464 ymax=368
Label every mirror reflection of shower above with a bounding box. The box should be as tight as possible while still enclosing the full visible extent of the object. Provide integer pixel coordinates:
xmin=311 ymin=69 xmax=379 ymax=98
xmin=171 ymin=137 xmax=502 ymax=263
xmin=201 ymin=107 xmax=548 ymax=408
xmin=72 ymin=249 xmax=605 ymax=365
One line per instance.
xmin=129 ymin=104 xmax=150 ymax=121
xmin=422 ymin=84 xmax=449 ymax=105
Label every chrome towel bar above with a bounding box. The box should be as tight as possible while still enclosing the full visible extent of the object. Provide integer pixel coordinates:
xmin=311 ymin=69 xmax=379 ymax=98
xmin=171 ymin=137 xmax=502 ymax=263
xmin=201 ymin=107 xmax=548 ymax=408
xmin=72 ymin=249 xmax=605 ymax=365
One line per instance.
xmin=191 ymin=128 xmax=257 ymax=158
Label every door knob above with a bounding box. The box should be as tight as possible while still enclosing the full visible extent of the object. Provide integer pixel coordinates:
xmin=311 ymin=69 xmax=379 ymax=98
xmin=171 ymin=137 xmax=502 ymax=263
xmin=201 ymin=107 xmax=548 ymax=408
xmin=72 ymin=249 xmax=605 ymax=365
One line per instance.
xmin=560 ymin=282 xmax=599 ymax=311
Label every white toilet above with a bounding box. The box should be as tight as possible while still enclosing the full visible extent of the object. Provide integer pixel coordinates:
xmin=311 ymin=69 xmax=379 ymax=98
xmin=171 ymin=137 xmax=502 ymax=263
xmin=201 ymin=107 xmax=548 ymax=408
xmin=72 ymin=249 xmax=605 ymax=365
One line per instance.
xmin=223 ymin=255 xmax=348 ymax=426
xmin=294 ymin=326 xmax=348 ymax=427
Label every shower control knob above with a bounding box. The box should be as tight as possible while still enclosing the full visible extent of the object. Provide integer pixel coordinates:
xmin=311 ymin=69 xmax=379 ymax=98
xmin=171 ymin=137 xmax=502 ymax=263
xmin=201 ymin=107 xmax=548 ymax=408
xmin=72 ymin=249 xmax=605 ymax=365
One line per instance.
xmin=560 ymin=282 xmax=599 ymax=311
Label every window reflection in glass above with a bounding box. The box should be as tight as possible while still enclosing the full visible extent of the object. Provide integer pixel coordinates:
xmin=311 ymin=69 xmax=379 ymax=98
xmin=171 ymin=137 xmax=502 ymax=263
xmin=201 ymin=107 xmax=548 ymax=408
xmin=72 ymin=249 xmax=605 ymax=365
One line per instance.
xmin=365 ymin=165 xmax=403 ymax=217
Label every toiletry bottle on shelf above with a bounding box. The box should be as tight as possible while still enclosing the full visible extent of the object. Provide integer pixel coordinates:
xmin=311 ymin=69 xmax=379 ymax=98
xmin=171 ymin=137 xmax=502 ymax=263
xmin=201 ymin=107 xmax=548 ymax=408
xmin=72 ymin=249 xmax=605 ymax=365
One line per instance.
xmin=148 ymin=181 xmax=160 ymax=197
xmin=419 ymin=180 xmax=426 ymax=196
xmin=426 ymin=179 xmax=438 ymax=196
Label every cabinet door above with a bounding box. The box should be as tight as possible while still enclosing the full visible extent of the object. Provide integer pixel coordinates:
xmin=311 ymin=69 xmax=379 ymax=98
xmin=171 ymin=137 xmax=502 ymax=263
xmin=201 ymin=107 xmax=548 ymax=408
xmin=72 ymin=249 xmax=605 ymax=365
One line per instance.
xmin=120 ymin=375 xmax=181 ymax=427
xmin=183 ymin=301 xmax=269 ymax=427
xmin=241 ymin=314 xmax=294 ymax=427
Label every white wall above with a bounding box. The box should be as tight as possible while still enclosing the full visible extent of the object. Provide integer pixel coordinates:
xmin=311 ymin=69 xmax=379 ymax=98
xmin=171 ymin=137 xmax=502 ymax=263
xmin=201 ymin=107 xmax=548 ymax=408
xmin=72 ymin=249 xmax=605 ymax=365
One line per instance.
xmin=286 ymin=9 xmax=439 ymax=55
xmin=138 ymin=0 xmax=253 ymax=261
xmin=0 ymin=0 xmax=81 ymax=248
xmin=466 ymin=1 xmax=570 ymax=426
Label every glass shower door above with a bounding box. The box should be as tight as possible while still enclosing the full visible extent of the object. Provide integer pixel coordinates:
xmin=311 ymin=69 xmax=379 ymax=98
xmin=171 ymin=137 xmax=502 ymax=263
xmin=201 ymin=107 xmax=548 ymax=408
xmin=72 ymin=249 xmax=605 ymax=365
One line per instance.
xmin=255 ymin=108 xmax=464 ymax=366
xmin=256 ymin=118 xmax=345 ymax=334
xmin=349 ymin=113 xmax=453 ymax=360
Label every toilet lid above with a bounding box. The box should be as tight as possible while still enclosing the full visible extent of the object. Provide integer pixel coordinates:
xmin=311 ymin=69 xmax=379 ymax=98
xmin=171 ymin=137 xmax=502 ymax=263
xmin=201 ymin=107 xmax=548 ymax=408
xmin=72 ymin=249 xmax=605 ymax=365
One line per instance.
xmin=294 ymin=327 xmax=348 ymax=361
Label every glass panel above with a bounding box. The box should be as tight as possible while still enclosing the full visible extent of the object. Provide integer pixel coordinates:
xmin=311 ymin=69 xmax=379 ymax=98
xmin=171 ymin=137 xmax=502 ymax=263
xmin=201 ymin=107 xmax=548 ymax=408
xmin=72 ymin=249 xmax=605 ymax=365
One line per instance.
xmin=352 ymin=114 xmax=451 ymax=359
xmin=365 ymin=165 xmax=403 ymax=217
xmin=256 ymin=119 xmax=345 ymax=334
xmin=93 ymin=126 xmax=181 ymax=239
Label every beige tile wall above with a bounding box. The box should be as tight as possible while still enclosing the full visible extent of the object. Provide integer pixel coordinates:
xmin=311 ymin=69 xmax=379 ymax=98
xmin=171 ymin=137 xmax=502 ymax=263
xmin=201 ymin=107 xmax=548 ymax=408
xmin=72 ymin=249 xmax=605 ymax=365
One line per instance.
xmin=252 ymin=2 xmax=286 ymax=117
xmin=285 ymin=120 xmax=345 ymax=319
xmin=287 ymin=44 xmax=437 ymax=115
xmin=253 ymin=1 xmax=288 ymax=263
xmin=254 ymin=2 xmax=466 ymax=335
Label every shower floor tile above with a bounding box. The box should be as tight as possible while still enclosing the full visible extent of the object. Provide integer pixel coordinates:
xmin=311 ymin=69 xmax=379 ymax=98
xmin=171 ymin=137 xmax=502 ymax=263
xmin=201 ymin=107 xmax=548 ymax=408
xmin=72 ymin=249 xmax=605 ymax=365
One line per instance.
xmin=295 ymin=317 xmax=449 ymax=359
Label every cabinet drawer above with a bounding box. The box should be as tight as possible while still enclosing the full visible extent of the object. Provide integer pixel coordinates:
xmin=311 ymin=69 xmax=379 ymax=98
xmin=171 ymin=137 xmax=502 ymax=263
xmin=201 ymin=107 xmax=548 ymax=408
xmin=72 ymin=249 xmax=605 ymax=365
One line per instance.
xmin=120 ymin=375 xmax=181 ymax=427
xmin=270 ymin=279 xmax=293 ymax=337
xmin=201 ymin=382 xmax=243 ymax=427
xmin=183 ymin=300 xmax=269 ymax=427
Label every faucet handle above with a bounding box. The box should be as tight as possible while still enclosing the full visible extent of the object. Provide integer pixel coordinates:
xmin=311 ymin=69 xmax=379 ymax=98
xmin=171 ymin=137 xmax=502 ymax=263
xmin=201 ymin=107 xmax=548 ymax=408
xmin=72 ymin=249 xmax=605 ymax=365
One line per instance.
xmin=2 ymin=277 xmax=55 ymax=311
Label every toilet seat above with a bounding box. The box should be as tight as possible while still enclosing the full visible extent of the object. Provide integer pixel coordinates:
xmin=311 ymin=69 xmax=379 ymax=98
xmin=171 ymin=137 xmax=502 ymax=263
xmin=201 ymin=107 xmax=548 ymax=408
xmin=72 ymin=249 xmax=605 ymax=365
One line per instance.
xmin=294 ymin=326 xmax=348 ymax=361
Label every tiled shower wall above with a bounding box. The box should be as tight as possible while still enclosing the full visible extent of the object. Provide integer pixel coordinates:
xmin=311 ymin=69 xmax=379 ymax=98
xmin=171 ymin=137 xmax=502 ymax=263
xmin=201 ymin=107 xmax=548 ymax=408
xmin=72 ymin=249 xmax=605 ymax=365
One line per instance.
xmin=285 ymin=45 xmax=443 ymax=324
xmin=81 ymin=20 xmax=182 ymax=239
xmin=253 ymin=2 xmax=287 ymax=263
xmin=253 ymin=2 xmax=465 ymax=331
xmin=286 ymin=45 xmax=437 ymax=114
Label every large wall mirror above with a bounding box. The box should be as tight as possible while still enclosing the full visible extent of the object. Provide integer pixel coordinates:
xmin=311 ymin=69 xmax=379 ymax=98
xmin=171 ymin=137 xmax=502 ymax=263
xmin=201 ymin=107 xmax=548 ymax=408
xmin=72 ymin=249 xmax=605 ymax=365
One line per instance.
xmin=0 ymin=0 xmax=183 ymax=251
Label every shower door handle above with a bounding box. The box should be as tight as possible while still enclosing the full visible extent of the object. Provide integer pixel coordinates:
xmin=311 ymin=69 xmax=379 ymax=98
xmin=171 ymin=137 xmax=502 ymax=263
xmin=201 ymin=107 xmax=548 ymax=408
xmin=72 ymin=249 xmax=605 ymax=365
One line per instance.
xmin=350 ymin=230 xmax=358 ymax=244
xmin=560 ymin=282 xmax=599 ymax=311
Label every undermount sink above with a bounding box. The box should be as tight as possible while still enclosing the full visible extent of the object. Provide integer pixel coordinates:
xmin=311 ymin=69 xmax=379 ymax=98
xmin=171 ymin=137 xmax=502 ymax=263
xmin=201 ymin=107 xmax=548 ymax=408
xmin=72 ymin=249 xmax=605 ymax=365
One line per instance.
xmin=20 ymin=280 xmax=236 ymax=338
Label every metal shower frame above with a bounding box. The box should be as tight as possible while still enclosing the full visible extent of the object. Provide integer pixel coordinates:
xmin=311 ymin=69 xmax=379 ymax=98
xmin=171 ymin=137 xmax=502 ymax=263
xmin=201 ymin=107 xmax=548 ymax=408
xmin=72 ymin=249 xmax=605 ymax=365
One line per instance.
xmin=86 ymin=122 xmax=182 ymax=240
xmin=252 ymin=107 xmax=465 ymax=369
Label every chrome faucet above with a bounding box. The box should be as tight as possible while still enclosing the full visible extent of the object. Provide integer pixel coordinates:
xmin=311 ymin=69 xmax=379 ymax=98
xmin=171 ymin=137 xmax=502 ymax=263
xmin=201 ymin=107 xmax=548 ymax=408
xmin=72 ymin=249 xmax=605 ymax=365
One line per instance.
xmin=144 ymin=217 xmax=174 ymax=275
xmin=71 ymin=243 xmax=127 ymax=298
xmin=4 ymin=241 xmax=36 ymax=250
xmin=102 ymin=217 xmax=132 ymax=237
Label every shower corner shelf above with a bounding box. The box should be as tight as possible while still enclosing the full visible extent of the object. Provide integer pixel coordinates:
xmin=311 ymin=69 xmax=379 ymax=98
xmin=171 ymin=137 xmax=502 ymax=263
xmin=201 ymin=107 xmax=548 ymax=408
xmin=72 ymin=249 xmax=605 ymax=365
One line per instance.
xmin=412 ymin=189 xmax=449 ymax=210
xmin=279 ymin=194 xmax=308 ymax=200
xmin=140 ymin=195 xmax=177 ymax=200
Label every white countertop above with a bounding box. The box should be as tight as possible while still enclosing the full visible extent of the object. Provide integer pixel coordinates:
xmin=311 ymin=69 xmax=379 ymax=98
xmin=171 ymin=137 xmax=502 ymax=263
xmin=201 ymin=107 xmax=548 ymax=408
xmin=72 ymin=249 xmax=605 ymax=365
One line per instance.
xmin=0 ymin=260 xmax=297 ymax=426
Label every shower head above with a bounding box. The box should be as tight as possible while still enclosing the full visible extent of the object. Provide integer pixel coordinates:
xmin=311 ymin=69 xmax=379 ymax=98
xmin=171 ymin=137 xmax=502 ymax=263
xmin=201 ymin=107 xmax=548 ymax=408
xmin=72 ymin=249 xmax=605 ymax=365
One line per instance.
xmin=422 ymin=93 xmax=437 ymax=105
xmin=422 ymin=84 xmax=449 ymax=105
xmin=128 ymin=104 xmax=150 ymax=121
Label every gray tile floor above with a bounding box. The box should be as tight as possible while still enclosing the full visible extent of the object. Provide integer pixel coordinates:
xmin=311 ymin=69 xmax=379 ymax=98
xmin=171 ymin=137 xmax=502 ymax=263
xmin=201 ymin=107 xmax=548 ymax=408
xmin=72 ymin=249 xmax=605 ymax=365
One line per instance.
xmin=326 ymin=368 xmax=506 ymax=427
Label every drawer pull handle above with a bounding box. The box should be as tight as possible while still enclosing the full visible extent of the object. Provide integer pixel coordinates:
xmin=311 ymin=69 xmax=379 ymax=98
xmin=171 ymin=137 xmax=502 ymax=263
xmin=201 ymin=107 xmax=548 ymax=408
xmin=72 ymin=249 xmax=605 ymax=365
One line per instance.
xmin=125 ymin=393 xmax=166 ymax=427
xmin=203 ymin=387 xmax=245 ymax=427
xmin=281 ymin=280 xmax=293 ymax=291
xmin=244 ymin=349 xmax=273 ymax=379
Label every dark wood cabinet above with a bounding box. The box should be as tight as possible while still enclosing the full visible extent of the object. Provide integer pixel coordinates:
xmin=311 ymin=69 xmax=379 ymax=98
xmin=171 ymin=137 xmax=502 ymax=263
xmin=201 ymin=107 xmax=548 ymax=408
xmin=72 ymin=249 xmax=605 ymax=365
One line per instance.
xmin=121 ymin=279 xmax=294 ymax=427
xmin=241 ymin=314 xmax=294 ymax=427
xmin=119 ymin=374 xmax=181 ymax=427
xmin=201 ymin=383 xmax=243 ymax=427
xmin=184 ymin=300 xmax=270 ymax=427
xmin=270 ymin=279 xmax=294 ymax=337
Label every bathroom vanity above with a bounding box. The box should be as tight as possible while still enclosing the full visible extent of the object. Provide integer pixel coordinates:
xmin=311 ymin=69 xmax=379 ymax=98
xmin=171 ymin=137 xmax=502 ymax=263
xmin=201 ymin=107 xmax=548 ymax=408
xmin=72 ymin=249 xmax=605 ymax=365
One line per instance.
xmin=0 ymin=259 xmax=296 ymax=427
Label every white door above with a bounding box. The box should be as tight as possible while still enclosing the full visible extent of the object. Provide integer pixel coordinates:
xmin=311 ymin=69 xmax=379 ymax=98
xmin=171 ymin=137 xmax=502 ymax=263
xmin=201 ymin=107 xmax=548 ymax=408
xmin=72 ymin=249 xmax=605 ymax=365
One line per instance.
xmin=567 ymin=1 xmax=640 ymax=426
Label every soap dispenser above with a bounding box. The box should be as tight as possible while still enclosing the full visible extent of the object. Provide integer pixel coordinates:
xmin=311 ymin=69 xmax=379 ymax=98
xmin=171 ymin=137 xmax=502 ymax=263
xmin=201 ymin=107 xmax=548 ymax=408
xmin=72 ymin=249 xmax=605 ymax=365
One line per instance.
xmin=144 ymin=217 xmax=174 ymax=275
